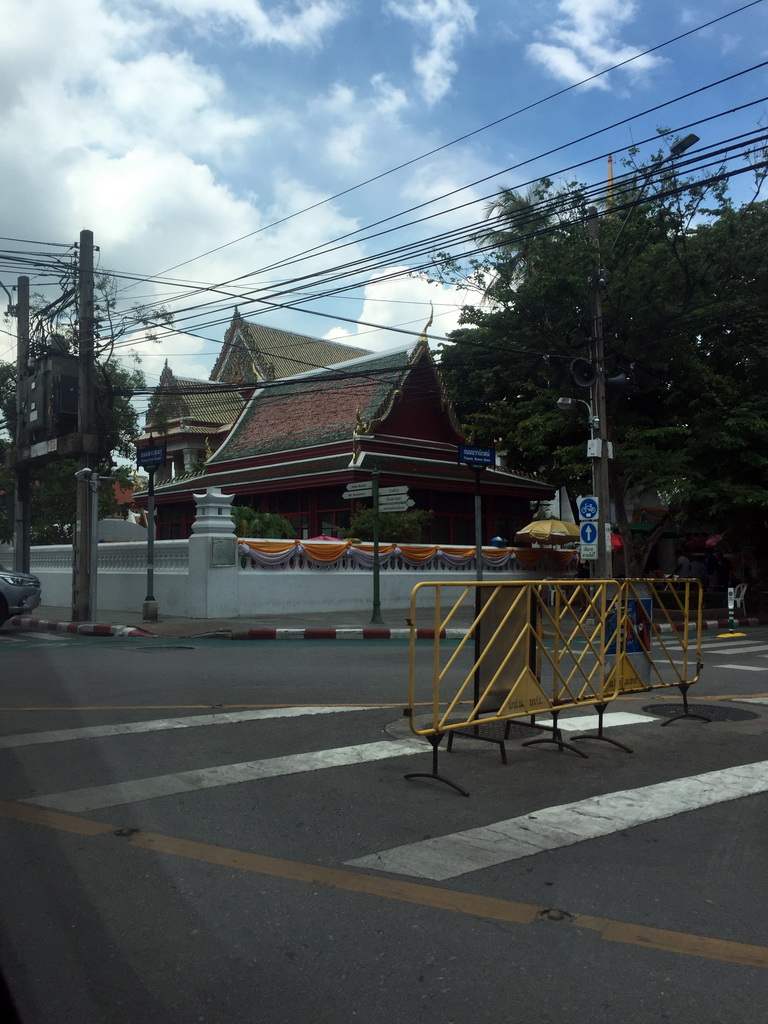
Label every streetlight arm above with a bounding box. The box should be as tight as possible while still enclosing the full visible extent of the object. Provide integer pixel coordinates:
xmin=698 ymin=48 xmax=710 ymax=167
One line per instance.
xmin=556 ymin=396 xmax=599 ymax=432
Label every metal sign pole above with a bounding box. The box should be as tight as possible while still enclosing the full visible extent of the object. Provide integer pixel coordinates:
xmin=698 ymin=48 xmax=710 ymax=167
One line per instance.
xmin=89 ymin=475 xmax=100 ymax=622
xmin=143 ymin=466 xmax=157 ymax=621
xmin=474 ymin=468 xmax=483 ymax=583
xmin=370 ymin=468 xmax=383 ymax=624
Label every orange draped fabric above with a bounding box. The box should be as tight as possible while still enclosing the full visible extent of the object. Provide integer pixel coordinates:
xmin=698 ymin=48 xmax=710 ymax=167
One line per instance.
xmin=238 ymin=539 xmax=576 ymax=569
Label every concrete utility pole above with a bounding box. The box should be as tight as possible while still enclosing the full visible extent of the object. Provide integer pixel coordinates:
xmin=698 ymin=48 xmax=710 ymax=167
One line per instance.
xmin=587 ymin=207 xmax=612 ymax=580
xmin=73 ymin=230 xmax=96 ymax=621
xmin=13 ymin=276 xmax=31 ymax=574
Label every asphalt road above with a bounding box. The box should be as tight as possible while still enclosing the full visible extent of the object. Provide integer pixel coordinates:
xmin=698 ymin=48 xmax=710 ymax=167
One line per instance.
xmin=0 ymin=629 xmax=767 ymax=1023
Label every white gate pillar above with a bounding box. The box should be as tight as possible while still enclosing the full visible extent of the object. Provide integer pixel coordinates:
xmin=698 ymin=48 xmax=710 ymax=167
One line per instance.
xmin=187 ymin=488 xmax=239 ymax=618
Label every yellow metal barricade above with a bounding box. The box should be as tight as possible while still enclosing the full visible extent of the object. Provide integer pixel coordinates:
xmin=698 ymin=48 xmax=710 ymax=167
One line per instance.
xmin=407 ymin=579 xmax=622 ymax=737
xmin=404 ymin=579 xmax=704 ymax=794
xmin=606 ymin=578 xmax=705 ymax=722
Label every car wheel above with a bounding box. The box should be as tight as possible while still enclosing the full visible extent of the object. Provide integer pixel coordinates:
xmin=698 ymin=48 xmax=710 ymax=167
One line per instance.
xmin=0 ymin=596 xmax=9 ymax=626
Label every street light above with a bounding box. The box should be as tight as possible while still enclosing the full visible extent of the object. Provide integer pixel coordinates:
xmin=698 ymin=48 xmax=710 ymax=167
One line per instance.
xmin=556 ymin=396 xmax=599 ymax=431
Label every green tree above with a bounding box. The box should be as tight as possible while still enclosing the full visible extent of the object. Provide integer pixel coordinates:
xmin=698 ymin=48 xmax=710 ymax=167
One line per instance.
xmin=231 ymin=506 xmax=296 ymax=539
xmin=438 ymin=163 xmax=768 ymax=575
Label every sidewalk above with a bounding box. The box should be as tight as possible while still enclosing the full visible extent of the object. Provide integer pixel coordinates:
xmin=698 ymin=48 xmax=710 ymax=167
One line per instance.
xmin=5 ymin=604 xmax=473 ymax=640
xmin=5 ymin=604 xmax=768 ymax=641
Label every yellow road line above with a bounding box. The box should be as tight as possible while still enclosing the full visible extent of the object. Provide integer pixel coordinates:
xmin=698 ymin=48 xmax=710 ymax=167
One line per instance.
xmin=0 ymin=800 xmax=765 ymax=968
xmin=0 ymin=800 xmax=115 ymax=836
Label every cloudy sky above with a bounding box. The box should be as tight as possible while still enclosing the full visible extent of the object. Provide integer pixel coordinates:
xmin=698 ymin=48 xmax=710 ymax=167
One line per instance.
xmin=1 ymin=0 xmax=766 ymax=396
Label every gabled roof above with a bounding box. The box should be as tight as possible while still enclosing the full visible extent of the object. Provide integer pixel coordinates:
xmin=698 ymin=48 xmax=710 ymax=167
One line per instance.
xmin=209 ymin=340 xmax=440 ymax=464
xmin=211 ymin=310 xmax=370 ymax=384
xmin=145 ymin=362 xmax=244 ymax=432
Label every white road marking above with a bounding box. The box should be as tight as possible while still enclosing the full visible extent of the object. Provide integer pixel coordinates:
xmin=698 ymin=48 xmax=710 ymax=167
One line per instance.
xmin=0 ymin=705 xmax=378 ymax=749
xmin=346 ymin=760 xmax=768 ymax=880
xmin=533 ymin=711 xmax=655 ymax=732
xmin=24 ymin=739 xmax=423 ymax=812
xmin=702 ymin=643 xmax=768 ymax=653
xmin=712 ymin=665 xmax=767 ymax=672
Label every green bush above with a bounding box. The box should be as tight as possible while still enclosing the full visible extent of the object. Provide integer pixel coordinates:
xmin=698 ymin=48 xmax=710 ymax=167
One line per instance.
xmin=231 ymin=506 xmax=296 ymax=539
xmin=339 ymin=507 xmax=433 ymax=543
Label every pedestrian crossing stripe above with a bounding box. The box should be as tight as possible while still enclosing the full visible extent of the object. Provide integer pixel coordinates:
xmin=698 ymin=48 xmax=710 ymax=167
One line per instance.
xmin=346 ymin=759 xmax=768 ymax=880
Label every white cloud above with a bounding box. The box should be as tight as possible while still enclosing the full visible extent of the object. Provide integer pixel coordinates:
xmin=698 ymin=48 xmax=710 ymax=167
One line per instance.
xmin=370 ymin=74 xmax=409 ymax=118
xmin=527 ymin=0 xmax=662 ymax=88
xmin=307 ymin=76 xmax=408 ymax=173
xmin=386 ymin=0 xmax=476 ymax=105
xmin=0 ymin=0 xmax=502 ymax=388
xmin=324 ymin=268 xmax=476 ymax=352
xmin=153 ymin=0 xmax=347 ymax=47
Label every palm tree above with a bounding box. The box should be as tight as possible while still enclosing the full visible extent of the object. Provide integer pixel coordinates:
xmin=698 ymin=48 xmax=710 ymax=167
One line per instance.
xmin=477 ymin=185 xmax=555 ymax=292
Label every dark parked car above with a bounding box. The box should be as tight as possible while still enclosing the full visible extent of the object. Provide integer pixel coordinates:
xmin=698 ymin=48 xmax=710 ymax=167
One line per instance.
xmin=0 ymin=569 xmax=42 ymax=623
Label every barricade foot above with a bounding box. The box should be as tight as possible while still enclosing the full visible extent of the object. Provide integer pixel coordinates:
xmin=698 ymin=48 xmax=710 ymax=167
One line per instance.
xmin=521 ymin=711 xmax=588 ymax=758
xmin=573 ymin=704 xmax=633 ymax=754
xmin=404 ymin=735 xmax=470 ymax=796
xmin=447 ymin=722 xmax=508 ymax=764
xmin=660 ymin=684 xmax=711 ymax=727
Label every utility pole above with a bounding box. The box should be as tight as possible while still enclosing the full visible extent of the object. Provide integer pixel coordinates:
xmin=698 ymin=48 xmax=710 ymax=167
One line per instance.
xmin=13 ymin=276 xmax=31 ymax=574
xmin=73 ymin=230 xmax=96 ymax=621
xmin=587 ymin=207 xmax=612 ymax=579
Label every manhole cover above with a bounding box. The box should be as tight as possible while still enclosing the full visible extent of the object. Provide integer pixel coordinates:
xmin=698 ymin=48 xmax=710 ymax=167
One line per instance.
xmin=449 ymin=720 xmax=549 ymax=741
xmin=643 ymin=703 xmax=758 ymax=722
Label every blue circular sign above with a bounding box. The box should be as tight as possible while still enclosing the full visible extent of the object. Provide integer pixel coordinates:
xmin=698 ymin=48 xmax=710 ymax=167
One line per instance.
xmin=579 ymin=497 xmax=599 ymax=520
xmin=580 ymin=522 xmax=598 ymax=544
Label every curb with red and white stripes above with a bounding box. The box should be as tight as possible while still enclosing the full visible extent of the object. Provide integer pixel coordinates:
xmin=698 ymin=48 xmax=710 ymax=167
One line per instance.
xmin=7 ymin=616 xmax=155 ymax=638
xmin=7 ymin=615 xmax=768 ymax=640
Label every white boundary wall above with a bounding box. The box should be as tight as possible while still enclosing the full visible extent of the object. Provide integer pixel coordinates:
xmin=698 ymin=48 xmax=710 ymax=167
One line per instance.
xmin=26 ymin=540 xmax=575 ymax=618
xmin=21 ymin=489 xmax=575 ymax=619
xmin=30 ymin=541 xmax=191 ymax=616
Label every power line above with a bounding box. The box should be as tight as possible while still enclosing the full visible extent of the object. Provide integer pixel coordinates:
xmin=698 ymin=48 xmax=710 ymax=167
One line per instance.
xmin=103 ymin=82 xmax=768 ymax=337
xmin=122 ymin=0 xmax=766 ymax=290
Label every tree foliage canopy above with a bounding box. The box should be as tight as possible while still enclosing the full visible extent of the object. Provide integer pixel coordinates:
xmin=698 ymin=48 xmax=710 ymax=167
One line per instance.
xmin=437 ymin=158 xmax=768 ymax=573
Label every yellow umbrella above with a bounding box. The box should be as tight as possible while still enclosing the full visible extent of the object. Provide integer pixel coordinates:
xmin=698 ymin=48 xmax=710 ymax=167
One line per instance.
xmin=514 ymin=519 xmax=580 ymax=544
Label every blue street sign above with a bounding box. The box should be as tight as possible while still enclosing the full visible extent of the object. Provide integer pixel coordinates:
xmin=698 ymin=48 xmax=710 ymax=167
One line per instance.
xmin=580 ymin=522 xmax=598 ymax=545
xmin=578 ymin=496 xmax=599 ymax=521
xmin=458 ymin=444 xmax=495 ymax=467
xmin=137 ymin=444 xmax=167 ymax=469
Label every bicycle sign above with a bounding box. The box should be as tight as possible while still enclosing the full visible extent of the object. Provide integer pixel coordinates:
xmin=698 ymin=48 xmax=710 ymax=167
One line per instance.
xmin=578 ymin=496 xmax=599 ymax=520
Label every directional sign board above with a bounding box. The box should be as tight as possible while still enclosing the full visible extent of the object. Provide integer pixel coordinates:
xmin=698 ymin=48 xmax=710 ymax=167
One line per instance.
xmin=378 ymin=501 xmax=415 ymax=513
xmin=379 ymin=496 xmax=415 ymax=509
xmin=578 ymin=496 xmax=599 ymax=521
xmin=458 ymin=444 xmax=495 ymax=467
xmin=137 ymin=444 xmax=167 ymax=469
xmin=342 ymin=485 xmax=409 ymax=500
